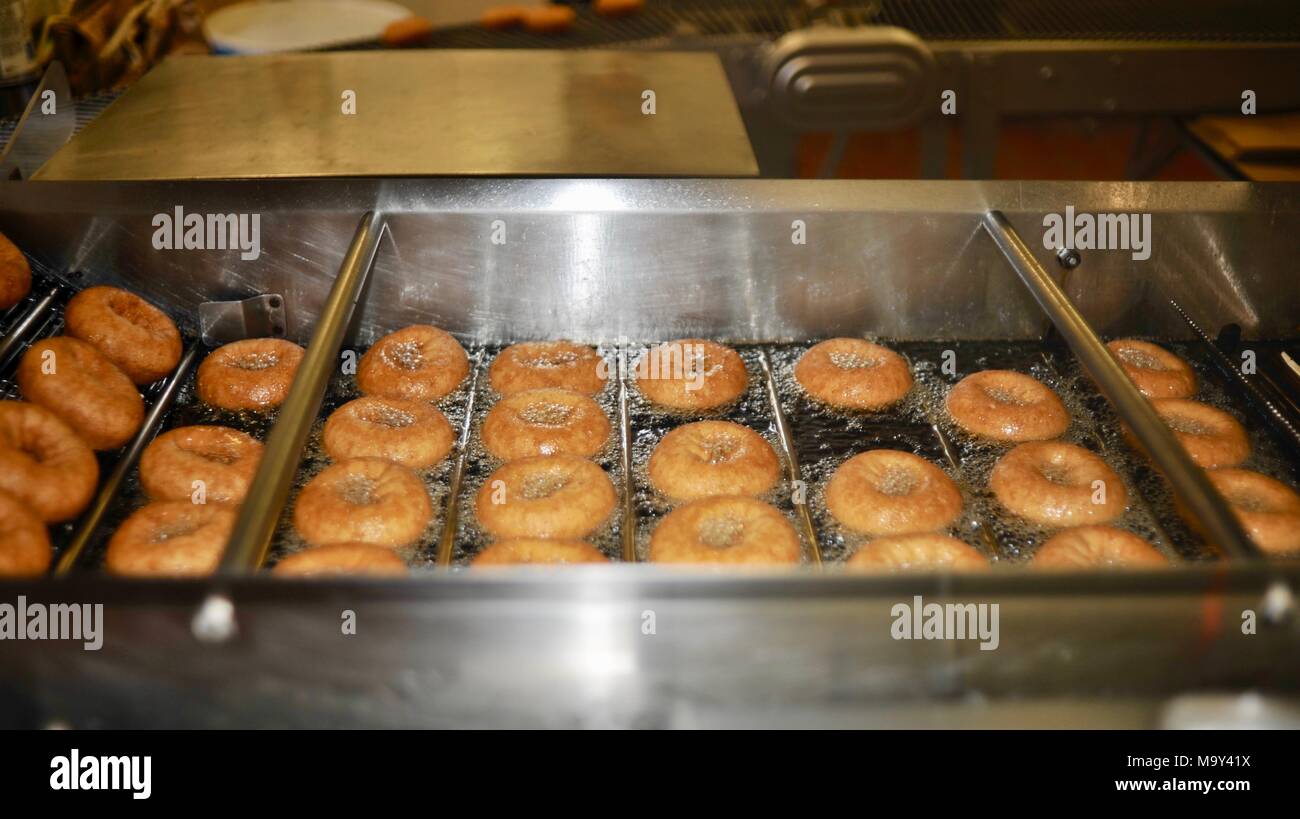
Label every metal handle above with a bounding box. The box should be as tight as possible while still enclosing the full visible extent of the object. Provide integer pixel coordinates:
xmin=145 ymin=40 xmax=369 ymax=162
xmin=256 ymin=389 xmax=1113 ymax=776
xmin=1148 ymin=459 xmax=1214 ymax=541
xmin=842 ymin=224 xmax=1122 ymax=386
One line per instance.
xmin=981 ymin=210 xmax=1261 ymax=562
xmin=218 ymin=211 xmax=386 ymax=572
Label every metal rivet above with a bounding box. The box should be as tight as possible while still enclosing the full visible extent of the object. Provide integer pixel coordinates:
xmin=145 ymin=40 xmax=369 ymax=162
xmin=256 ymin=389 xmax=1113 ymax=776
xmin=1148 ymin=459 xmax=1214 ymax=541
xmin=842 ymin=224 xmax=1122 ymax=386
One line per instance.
xmin=192 ymin=593 xmax=237 ymax=643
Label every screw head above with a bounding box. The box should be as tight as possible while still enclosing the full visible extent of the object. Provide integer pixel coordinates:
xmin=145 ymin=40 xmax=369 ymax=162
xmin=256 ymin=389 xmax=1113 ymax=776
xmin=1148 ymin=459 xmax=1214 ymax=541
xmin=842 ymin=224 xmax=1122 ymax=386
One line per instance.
xmin=1055 ymin=247 xmax=1082 ymax=270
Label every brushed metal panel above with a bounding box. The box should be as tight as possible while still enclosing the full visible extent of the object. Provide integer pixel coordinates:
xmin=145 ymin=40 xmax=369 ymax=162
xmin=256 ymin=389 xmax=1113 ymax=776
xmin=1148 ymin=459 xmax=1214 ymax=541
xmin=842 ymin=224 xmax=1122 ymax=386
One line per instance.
xmin=34 ymin=51 xmax=758 ymax=180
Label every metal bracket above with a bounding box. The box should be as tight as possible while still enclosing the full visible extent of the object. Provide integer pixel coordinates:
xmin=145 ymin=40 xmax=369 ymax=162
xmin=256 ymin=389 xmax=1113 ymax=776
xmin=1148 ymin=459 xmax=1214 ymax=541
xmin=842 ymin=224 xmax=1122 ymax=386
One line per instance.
xmin=199 ymin=294 xmax=287 ymax=346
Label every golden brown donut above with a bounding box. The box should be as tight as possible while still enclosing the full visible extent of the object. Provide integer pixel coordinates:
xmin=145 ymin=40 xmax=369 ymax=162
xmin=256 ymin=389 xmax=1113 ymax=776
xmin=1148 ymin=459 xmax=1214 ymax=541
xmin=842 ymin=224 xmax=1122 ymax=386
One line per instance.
xmin=649 ymin=496 xmax=801 ymax=565
xmin=844 ymin=533 xmax=988 ymax=573
xmin=197 ymin=338 xmax=304 ymax=411
xmin=323 ymin=396 xmax=454 ymax=469
xmin=489 ymin=341 xmax=606 ymax=396
xmin=990 ymin=442 xmax=1128 ymax=527
xmin=945 ymin=370 xmax=1070 ymax=442
xmin=1032 ymin=526 xmax=1168 ymax=569
xmin=1205 ymin=468 xmax=1300 ymax=556
xmin=105 ymin=502 xmax=236 ymax=576
xmin=0 ymin=490 xmax=52 ymax=577
xmin=475 ymin=455 xmax=616 ymax=539
xmin=1151 ymin=398 xmax=1249 ymax=469
xmin=273 ymin=543 xmax=409 ymax=577
xmin=481 ymin=5 xmax=528 ymax=29
xmin=523 ymin=4 xmax=576 ymax=32
xmin=294 ymin=458 xmax=432 ymax=548
xmin=0 ymin=231 xmax=31 ymax=311
xmin=357 ymin=325 xmax=469 ymax=403
xmin=648 ymin=420 xmax=780 ymax=501
xmin=0 ymin=400 xmax=98 ymax=522
xmin=472 ymin=538 xmax=609 ymax=566
xmin=17 ymin=336 xmax=143 ymax=450
xmin=594 ymin=0 xmax=644 ymax=17
xmin=64 ymin=286 xmax=182 ymax=385
xmin=634 ymin=339 xmax=748 ymax=411
xmin=139 ymin=425 xmax=263 ymax=504
xmin=794 ymin=338 xmax=913 ymax=410
xmin=825 ymin=449 xmax=962 ymax=536
xmin=482 ymin=388 xmax=610 ymax=461
xmin=1107 ymin=339 xmax=1196 ymax=399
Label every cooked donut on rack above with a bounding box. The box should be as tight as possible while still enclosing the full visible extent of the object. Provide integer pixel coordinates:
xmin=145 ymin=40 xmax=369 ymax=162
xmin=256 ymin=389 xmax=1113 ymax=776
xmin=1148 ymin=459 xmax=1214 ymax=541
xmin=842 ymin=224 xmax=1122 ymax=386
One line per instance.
xmin=844 ymin=533 xmax=988 ymax=573
xmin=522 ymin=4 xmax=576 ymax=32
xmin=794 ymin=338 xmax=913 ymax=410
xmin=1032 ymin=526 xmax=1168 ymax=569
xmin=634 ymin=339 xmax=748 ymax=411
xmin=17 ymin=336 xmax=144 ymax=450
xmin=489 ymin=341 xmax=606 ymax=397
xmin=139 ymin=425 xmax=263 ymax=504
xmin=481 ymin=388 xmax=610 ymax=461
xmin=64 ymin=286 xmax=182 ymax=385
xmin=825 ymin=449 xmax=963 ymax=537
xmin=0 ymin=400 xmax=98 ymax=522
xmin=945 ymin=370 xmax=1070 ymax=442
xmin=1204 ymin=468 xmax=1300 ymax=556
xmin=0 ymin=231 xmax=31 ymax=311
xmin=323 ymin=396 xmax=454 ymax=469
xmin=648 ymin=420 xmax=780 ymax=501
xmin=0 ymin=490 xmax=52 ymax=576
xmin=475 ymin=455 xmax=616 ymax=539
xmin=105 ymin=501 xmax=237 ymax=576
xmin=649 ymin=495 xmax=801 ymax=565
xmin=358 ymin=324 xmax=469 ymax=403
xmin=990 ymin=442 xmax=1128 ymax=527
xmin=294 ymin=457 xmax=433 ymax=548
xmin=1149 ymin=398 xmax=1250 ymax=469
xmin=197 ymin=337 xmax=305 ymax=411
xmin=273 ymin=543 xmax=409 ymax=577
xmin=472 ymin=538 xmax=609 ymax=566
xmin=1106 ymin=339 xmax=1196 ymax=399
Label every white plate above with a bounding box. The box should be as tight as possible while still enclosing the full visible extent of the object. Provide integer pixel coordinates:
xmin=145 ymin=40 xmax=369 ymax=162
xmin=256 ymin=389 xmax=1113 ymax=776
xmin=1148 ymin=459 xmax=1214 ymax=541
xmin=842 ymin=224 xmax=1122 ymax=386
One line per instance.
xmin=204 ymin=0 xmax=412 ymax=54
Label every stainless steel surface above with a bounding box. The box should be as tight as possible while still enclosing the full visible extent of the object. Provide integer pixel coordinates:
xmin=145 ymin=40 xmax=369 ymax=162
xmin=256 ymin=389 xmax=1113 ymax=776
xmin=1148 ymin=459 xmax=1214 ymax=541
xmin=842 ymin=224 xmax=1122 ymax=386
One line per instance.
xmin=758 ymin=349 xmax=821 ymax=566
xmin=34 ymin=51 xmax=758 ymax=181
xmin=55 ymin=344 xmax=203 ymax=574
xmin=199 ymin=294 xmax=288 ymax=346
xmin=981 ymin=210 xmax=1261 ymax=562
xmin=219 ymin=212 xmax=385 ymax=571
xmin=0 ymin=62 xmax=73 ymax=180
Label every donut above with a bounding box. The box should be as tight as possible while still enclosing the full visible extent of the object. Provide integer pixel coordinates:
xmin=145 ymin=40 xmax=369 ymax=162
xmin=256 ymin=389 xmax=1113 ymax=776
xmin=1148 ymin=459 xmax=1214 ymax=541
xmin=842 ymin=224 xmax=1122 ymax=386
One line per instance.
xmin=105 ymin=501 xmax=236 ymax=576
xmin=489 ymin=341 xmax=606 ymax=397
xmin=1205 ymin=468 xmax=1300 ymax=556
xmin=990 ymin=442 xmax=1128 ymax=527
xmin=472 ymin=538 xmax=609 ymax=566
xmin=1150 ymin=398 xmax=1249 ymax=469
xmin=594 ymin=0 xmax=644 ymax=17
xmin=649 ymin=496 xmax=801 ymax=565
xmin=273 ymin=543 xmax=409 ymax=577
xmin=0 ymin=231 xmax=31 ymax=311
xmin=794 ymin=338 xmax=913 ymax=410
xmin=357 ymin=325 xmax=468 ymax=403
xmin=648 ymin=420 xmax=780 ymax=501
xmin=825 ymin=449 xmax=962 ymax=536
xmin=481 ymin=5 xmax=528 ymax=29
xmin=139 ymin=425 xmax=263 ymax=504
xmin=17 ymin=336 xmax=143 ymax=450
xmin=945 ymin=370 xmax=1070 ymax=442
xmin=64 ymin=286 xmax=182 ymax=385
xmin=634 ymin=339 xmax=748 ymax=411
xmin=294 ymin=458 xmax=432 ymax=548
xmin=0 ymin=400 xmax=98 ymax=522
xmin=323 ymin=396 xmax=454 ymax=469
xmin=481 ymin=388 xmax=610 ymax=461
xmin=1032 ymin=526 xmax=1168 ymax=569
xmin=844 ymin=534 xmax=988 ymax=573
xmin=0 ymin=490 xmax=52 ymax=577
xmin=475 ymin=455 xmax=615 ymax=539
xmin=1106 ymin=339 xmax=1196 ymax=399
xmin=197 ymin=338 xmax=304 ymax=412
xmin=523 ymin=5 xmax=576 ymax=32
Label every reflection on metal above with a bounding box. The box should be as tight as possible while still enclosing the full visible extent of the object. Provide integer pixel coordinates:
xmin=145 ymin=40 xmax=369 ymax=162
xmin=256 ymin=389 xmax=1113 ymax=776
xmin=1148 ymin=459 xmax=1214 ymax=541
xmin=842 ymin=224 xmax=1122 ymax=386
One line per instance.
xmin=0 ymin=62 xmax=74 ymax=180
xmin=219 ymin=212 xmax=386 ymax=572
xmin=981 ymin=210 xmax=1261 ymax=562
xmin=199 ymin=294 xmax=287 ymax=346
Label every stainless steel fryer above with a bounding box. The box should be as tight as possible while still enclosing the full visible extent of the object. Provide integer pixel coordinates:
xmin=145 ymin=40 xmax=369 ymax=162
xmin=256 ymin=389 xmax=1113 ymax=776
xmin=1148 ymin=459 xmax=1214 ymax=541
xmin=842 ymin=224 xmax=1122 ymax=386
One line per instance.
xmin=1 ymin=178 xmax=1298 ymax=728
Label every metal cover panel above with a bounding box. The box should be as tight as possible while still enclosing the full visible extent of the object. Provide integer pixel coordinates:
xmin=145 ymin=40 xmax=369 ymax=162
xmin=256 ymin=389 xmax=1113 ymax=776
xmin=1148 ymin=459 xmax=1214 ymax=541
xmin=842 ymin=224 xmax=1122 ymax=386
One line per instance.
xmin=34 ymin=51 xmax=758 ymax=180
